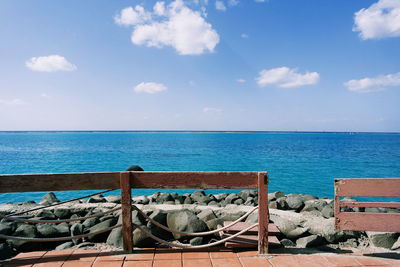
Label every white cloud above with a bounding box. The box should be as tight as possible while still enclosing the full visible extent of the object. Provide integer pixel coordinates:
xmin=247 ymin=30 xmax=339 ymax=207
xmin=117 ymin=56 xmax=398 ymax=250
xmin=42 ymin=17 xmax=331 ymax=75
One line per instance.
xmin=215 ymin=1 xmax=227 ymax=11
xmin=134 ymin=82 xmax=168 ymax=94
xmin=344 ymin=72 xmax=400 ymax=93
xmin=116 ymin=0 xmax=220 ymax=55
xmin=353 ymin=0 xmax=400 ymax=40
xmin=203 ymin=107 xmax=222 ymax=113
xmin=237 ymin=78 xmax=246 ymax=83
xmin=228 ymin=0 xmax=239 ymax=6
xmin=0 ymin=98 xmax=26 ymax=106
xmin=240 ymin=33 xmax=248 ymax=38
xmin=256 ymin=67 xmax=320 ymax=88
xmin=255 ymin=0 xmax=267 ymax=2
xmin=26 ymin=55 xmax=76 ymax=72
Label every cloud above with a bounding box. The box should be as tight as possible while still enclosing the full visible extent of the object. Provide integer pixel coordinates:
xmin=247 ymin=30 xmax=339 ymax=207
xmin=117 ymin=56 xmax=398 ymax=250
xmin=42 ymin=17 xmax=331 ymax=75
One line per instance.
xmin=215 ymin=1 xmax=227 ymax=11
xmin=237 ymin=78 xmax=246 ymax=83
xmin=353 ymin=0 xmax=400 ymax=40
xmin=240 ymin=33 xmax=248 ymax=38
xmin=115 ymin=0 xmax=220 ymax=55
xmin=344 ymin=72 xmax=400 ymax=93
xmin=256 ymin=67 xmax=320 ymax=88
xmin=134 ymin=82 xmax=168 ymax=94
xmin=228 ymin=0 xmax=239 ymax=6
xmin=255 ymin=0 xmax=267 ymax=2
xmin=203 ymin=107 xmax=222 ymax=113
xmin=0 ymin=98 xmax=26 ymax=106
xmin=26 ymin=55 xmax=76 ymax=72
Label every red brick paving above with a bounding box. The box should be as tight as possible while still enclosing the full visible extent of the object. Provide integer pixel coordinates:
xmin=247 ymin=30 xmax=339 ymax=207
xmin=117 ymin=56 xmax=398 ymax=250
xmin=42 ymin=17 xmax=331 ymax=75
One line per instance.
xmin=3 ymin=249 xmax=400 ymax=267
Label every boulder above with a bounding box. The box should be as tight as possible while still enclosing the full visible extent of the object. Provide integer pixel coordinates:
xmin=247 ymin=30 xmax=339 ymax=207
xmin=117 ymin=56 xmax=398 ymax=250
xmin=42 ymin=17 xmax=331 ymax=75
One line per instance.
xmin=71 ymin=223 xmax=84 ymax=244
xmin=167 ymin=209 xmax=208 ymax=240
xmin=183 ymin=197 xmax=193 ymax=204
xmin=54 ymin=223 xmax=70 ymax=236
xmin=87 ymin=218 xmax=116 ymax=242
xmin=147 ymin=210 xmax=171 ymax=240
xmin=302 ymin=217 xmax=352 ymax=243
xmin=8 ymin=224 xmax=37 ymax=250
xmin=268 ymin=201 xmax=277 ymax=209
xmin=296 ymin=235 xmax=325 ymax=248
xmin=206 ymin=218 xmax=224 ymax=230
xmin=190 ymin=237 xmax=203 ymax=246
xmin=133 ymin=226 xmax=154 ymax=247
xmin=40 ymin=192 xmax=59 ymax=205
xmin=366 ymin=232 xmax=399 ymax=249
xmin=321 ymin=205 xmax=334 ymax=218
xmin=0 ymin=243 xmax=14 ymax=260
xmin=276 ymin=197 xmax=289 ymax=210
xmin=54 ymin=208 xmax=71 ymax=219
xmin=156 ymin=193 xmax=174 ymax=204
xmin=76 ymin=242 xmax=95 ymax=248
xmin=36 ymin=209 xmax=56 ymax=220
xmin=301 ymin=199 xmax=327 ymax=212
xmin=208 ymin=201 xmax=219 ymax=206
xmin=36 ymin=224 xmax=58 ymax=237
xmin=280 ymin=238 xmax=296 ymax=247
xmin=271 ymin=216 xmax=308 ymax=239
xmin=197 ymin=196 xmax=213 ymax=205
xmin=83 ymin=217 xmax=99 ymax=228
xmin=391 ymin=236 xmax=400 ymax=250
xmin=268 ymin=192 xmax=285 ymax=201
xmin=197 ymin=209 xmax=217 ymax=223
xmin=105 ymin=196 xmax=121 ymax=204
xmin=87 ymin=195 xmax=106 ymax=203
xmin=225 ymin=194 xmax=239 ymax=204
xmin=233 ymin=199 xmax=244 ymax=205
xmin=0 ymin=223 xmax=13 ymax=235
xmin=302 ymin=194 xmax=318 ymax=201
xmin=238 ymin=190 xmax=256 ymax=201
xmin=55 ymin=241 xmax=74 ymax=250
xmin=245 ymin=213 xmax=258 ymax=223
xmin=106 ymin=227 xmax=123 ymax=248
xmin=286 ymin=195 xmax=304 ymax=211
xmin=220 ymin=212 xmax=246 ymax=222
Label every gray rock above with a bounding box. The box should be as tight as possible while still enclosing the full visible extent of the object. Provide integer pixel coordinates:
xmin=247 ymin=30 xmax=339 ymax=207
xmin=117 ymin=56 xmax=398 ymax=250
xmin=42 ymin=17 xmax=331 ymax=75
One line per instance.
xmin=156 ymin=193 xmax=174 ymax=204
xmin=366 ymin=232 xmax=399 ymax=249
xmin=296 ymin=235 xmax=325 ymax=248
xmin=238 ymin=190 xmax=256 ymax=201
xmin=99 ymin=215 xmax=115 ymax=222
xmin=303 ymin=194 xmax=318 ymax=201
xmin=276 ymin=197 xmax=289 ymax=210
xmin=206 ymin=218 xmax=224 ymax=230
xmin=339 ymin=238 xmax=358 ymax=248
xmin=83 ymin=217 xmax=100 ymax=228
xmin=271 ymin=216 xmax=309 ymax=239
xmin=54 ymin=208 xmax=71 ymax=219
xmin=40 ymin=192 xmax=59 ymax=205
xmin=220 ymin=212 xmax=246 ymax=222
xmin=365 ymin=207 xmax=386 ymax=213
xmin=147 ymin=210 xmax=171 ymax=240
xmin=245 ymin=213 xmax=258 ymax=223
xmin=87 ymin=195 xmax=106 ymax=203
xmin=167 ymin=209 xmax=208 ymax=240
xmin=0 ymin=243 xmax=14 ymax=260
xmin=197 ymin=209 xmax=217 ymax=222
xmin=105 ymin=195 xmax=121 ymax=204
xmin=286 ymin=195 xmax=304 ymax=211
xmin=36 ymin=209 xmax=56 ymax=219
xmin=391 ymin=236 xmax=400 ymax=250
xmin=76 ymin=242 xmax=95 ymax=248
xmin=87 ymin=218 xmax=116 ymax=242
xmin=268 ymin=192 xmax=285 ymax=201
xmin=55 ymin=241 xmax=74 ymax=250
xmin=71 ymin=223 xmax=84 ymax=244
xmin=0 ymin=223 xmax=13 ymax=235
xmin=302 ymin=217 xmax=350 ymax=243
xmin=225 ymin=194 xmax=239 ymax=204
xmin=280 ymin=238 xmax=296 ymax=247
xmin=106 ymin=227 xmax=123 ymax=248
xmin=54 ymin=223 xmax=70 ymax=236
xmin=190 ymin=237 xmax=203 ymax=246
xmin=207 ymin=201 xmax=219 ymax=206
xmin=36 ymin=224 xmax=58 ymax=237
xmin=133 ymin=226 xmax=154 ymax=247
xmin=8 ymin=224 xmax=37 ymax=250
xmin=197 ymin=195 xmax=213 ymax=205
xmin=268 ymin=201 xmax=277 ymax=209
xmin=233 ymin=199 xmax=244 ymax=205
xmin=183 ymin=197 xmax=193 ymax=204
xmin=321 ymin=205 xmax=334 ymax=218
xmin=301 ymin=199 xmax=327 ymax=212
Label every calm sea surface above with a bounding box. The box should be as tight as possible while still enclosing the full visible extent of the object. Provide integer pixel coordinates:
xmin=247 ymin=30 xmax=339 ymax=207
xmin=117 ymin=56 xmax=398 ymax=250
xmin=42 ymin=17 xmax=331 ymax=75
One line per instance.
xmin=0 ymin=132 xmax=399 ymax=203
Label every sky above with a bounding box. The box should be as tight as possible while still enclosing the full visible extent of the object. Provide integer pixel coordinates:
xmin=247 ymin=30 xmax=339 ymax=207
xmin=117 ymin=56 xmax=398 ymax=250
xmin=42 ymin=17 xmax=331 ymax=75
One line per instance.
xmin=0 ymin=0 xmax=400 ymax=132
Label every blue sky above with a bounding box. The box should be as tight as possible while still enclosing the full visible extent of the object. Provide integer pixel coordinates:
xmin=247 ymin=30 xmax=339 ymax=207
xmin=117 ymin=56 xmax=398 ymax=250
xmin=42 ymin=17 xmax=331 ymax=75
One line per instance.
xmin=0 ymin=0 xmax=399 ymax=131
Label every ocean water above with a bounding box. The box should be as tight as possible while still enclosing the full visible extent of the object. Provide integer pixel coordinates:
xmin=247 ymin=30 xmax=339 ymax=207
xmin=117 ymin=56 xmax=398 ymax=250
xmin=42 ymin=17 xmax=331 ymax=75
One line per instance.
xmin=0 ymin=131 xmax=399 ymax=203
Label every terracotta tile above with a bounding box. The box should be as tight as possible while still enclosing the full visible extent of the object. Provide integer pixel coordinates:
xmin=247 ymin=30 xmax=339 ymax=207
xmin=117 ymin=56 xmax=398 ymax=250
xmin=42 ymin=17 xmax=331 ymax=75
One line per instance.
xmin=239 ymin=256 xmax=273 ymax=267
xmin=211 ymin=258 xmax=242 ymax=267
xmin=355 ymin=256 xmax=394 ymax=266
xmin=293 ymin=255 xmax=334 ymax=267
xmin=40 ymin=250 xmax=74 ymax=262
xmin=153 ymin=259 xmax=182 ymax=267
xmin=236 ymin=250 xmax=259 ymax=258
xmin=62 ymin=261 xmax=94 ymax=267
xmin=68 ymin=250 xmax=100 ymax=262
xmin=13 ymin=251 xmax=47 ymax=259
xmin=209 ymin=251 xmax=238 ymax=259
xmin=92 ymin=260 xmax=124 ymax=267
xmin=122 ymin=261 xmax=153 ymax=267
xmin=323 ymin=255 xmax=364 ymax=266
xmin=125 ymin=250 xmax=154 ymax=261
xmin=154 ymin=249 xmax=182 ymax=260
xmin=95 ymin=252 xmax=126 ymax=261
xmin=268 ymin=255 xmax=300 ymax=267
xmin=32 ymin=262 xmax=64 ymax=267
xmin=3 ymin=262 xmax=35 ymax=267
xmin=183 ymin=258 xmax=212 ymax=267
xmin=182 ymin=250 xmax=210 ymax=259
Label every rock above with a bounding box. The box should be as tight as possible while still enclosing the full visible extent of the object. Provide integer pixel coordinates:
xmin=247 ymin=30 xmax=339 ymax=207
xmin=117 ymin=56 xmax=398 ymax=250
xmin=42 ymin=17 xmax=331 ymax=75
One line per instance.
xmin=147 ymin=210 xmax=171 ymax=240
xmin=321 ymin=205 xmax=334 ymax=218
xmin=276 ymin=197 xmax=289 ymax=210
xmin=40 ymin=192 xmax=59 ymax=205
xmin=220 ymin=212 xmax=245 ymax=222
xmin=105 ymin=195 xmax=121 ymax=204
xmin=191 ymin=190 xmax=206 ymax=201
xmin=391 ymin=236 xmax=400 ymax=250
xmin=208 ymin=201 xmax=219 ymax=206
xmin=83 ymin=217 xmax=99 ymax=228
xmin=197 ymin=209 xmax=217 ymax=223
xmin=0 ymin=223 xmax=13 ymax=235
xmin=296 ymin=235 xmax=325 ymax=248
xmin=238 ymin=190 xmax=256 ymax=201
xmin=339 ymin=238 xmax=358 ymax=248
xmin=286 ymin=195 xmax=304 ymax=211
xmin=167 ymin=209 xmax=208 ymax=240
xmin=76 ymin=242 xmax=95 ymax=248
xmin=303 ymin=194 xmax=318 ymax=201
xmin=99 ymin=215 xmax=115 ymax=222
xmin=268 ymin=201 xmax=277 ymax=209
xmin=156 ymin=193 xmax=174 ymax=204
xmin=36 ymin=224 xmax=58 ymax=237
xmin=71 ymin=223 xmax=84 ymax=244
xmin=225 ymin=194 xmax=239 ymax=204
xmin=302 ymin=217 xmax=351 ymax=243
xmin=245 ymin=213 xmax=258 ymax=223
xmin=54 ymin=208 xmax=71 ymax=219
xmin=280 ymin=238 xmax=296 ymax=247
xmin=8 ymin=224 xmax=37 ymax=250
xmin=54 ymin=223 xmax=70 ymax=236
xmin=36 ymin=209 xmax=56 ymax=219
xmin=206 ymin=218 xmax=224 ymax=230
xmin=55 ymin=241 xmax=74 ymax=250
xmin=183 ymin=197 xmax=193 ymax=204
xmin=197 ymin=196 xmax=213 ymax=205
xmin=190 ymin=237 xmax=203 ymax=246
xmin=87 ymin=195 xmax=106 ymax=203
xmin=268 ymin=192 xmax=285 ymax=201
xmin=106 ymin=228 xmax=123 ymax=248
xmin=87 ymin=218 xmax=116 ymax=242
xmin=271 ymin=216 xmax=308 ymax=239
xmin=0 ymin=243 xmax=14 ymax=260
xmin=365 ymin=207 xmax=386 ymax=213
xmin=133 ymin=226 xmax=154 ymax=247
xmin=301 ymin=200 xmax=327 ymax=212
xmin=233 ymin=199 xmax=244 ymax=205
xmin=366 ymin=232 xmax=399 ymax=249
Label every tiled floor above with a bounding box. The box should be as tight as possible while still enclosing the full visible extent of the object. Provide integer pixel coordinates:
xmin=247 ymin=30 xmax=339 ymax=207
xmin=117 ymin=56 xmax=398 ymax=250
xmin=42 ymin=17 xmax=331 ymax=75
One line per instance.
xmin=3 ymin=249 xmax=400 ymax=267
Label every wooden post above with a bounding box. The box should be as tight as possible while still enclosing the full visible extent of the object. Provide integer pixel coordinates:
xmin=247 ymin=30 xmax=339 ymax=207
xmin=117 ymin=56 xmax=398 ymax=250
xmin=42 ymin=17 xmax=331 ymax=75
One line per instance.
xmin=120 ymin=172 xmax=133 ymax=253
xmin=258 ymin=172 xmax=268 ymax=255
xmin=334 ymin=179 xmax=340 ymax=230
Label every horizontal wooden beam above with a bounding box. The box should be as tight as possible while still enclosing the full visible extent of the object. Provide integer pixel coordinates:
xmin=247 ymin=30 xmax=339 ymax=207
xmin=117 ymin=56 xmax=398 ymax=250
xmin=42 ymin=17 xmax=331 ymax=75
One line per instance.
xmin=335 ymin=178 xmax=400 ymax=197
xmin=339 ymin=201 xmax=400 ymax=209
xmin=0 ymin=172 xmax=120 ymax=193
xmin=130 ymin=172 xmax=260 ymax=189
xmin=336 ymin=212 xmax=400 ymax=232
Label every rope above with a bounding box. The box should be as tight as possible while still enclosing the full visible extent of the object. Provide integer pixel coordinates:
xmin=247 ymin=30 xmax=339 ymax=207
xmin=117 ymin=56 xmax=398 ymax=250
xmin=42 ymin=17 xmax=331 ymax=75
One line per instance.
xmin=0 ymin=224 xmax=121 ymax=242
xmin=132 ymin=204 xmax=258 ymax=236
xmin=0 ymin=207 xmax=121 ymax=224
xmin=8 ymin=189 xmax=117 ymax=216
xmin=131 ymin=222 xmax=259 ymax=249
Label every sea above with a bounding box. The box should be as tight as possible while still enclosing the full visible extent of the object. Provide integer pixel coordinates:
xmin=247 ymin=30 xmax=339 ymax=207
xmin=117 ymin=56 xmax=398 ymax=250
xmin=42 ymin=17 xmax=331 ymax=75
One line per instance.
xmin=0 ymin=131 xmax=399 ymax=203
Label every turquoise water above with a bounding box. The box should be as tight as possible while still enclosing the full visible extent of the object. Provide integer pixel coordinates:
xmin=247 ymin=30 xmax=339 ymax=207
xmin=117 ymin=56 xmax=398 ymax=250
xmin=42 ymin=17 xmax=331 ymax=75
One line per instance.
xmin=0 ymin=131 xmax=399 ymax=203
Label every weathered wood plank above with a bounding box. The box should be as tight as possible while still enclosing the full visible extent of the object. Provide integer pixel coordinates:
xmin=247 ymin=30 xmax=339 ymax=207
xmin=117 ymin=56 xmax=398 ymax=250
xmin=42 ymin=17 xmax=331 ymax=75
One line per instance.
xmin=120 ymin=172 xmax=133 ymax=253
xmin=339 ymin=202 xmax=400 ymax=209
xmin=225 ymin=235 xmax=280 ymax=248
xmin=336 ymin=212 xmax=400 ymax=232
xmin=0 ymin=172 xmax=120 ymax=193
xmin=130 ymin=172 xmax=258 ymax=189
xmin=258 ymin=172 xmax=269 ymax=255
xmin=335 ymin=178 xmax=400 ymax=197
xmin=223 ymin=221 xmax=279 ymax=236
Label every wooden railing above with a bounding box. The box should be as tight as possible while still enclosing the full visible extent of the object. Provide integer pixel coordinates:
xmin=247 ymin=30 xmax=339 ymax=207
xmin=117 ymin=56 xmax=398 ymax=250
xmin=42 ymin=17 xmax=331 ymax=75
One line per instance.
xmin=0 ymin=171 xmax=269 ymax=255
xmin=334 ymin=178 xmax=400 ymax=233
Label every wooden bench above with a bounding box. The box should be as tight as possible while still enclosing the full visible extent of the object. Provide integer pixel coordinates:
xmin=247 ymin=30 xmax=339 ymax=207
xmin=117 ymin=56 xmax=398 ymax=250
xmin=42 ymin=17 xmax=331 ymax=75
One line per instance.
xmin=334 ymin=178 xmax=400 ymax=232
